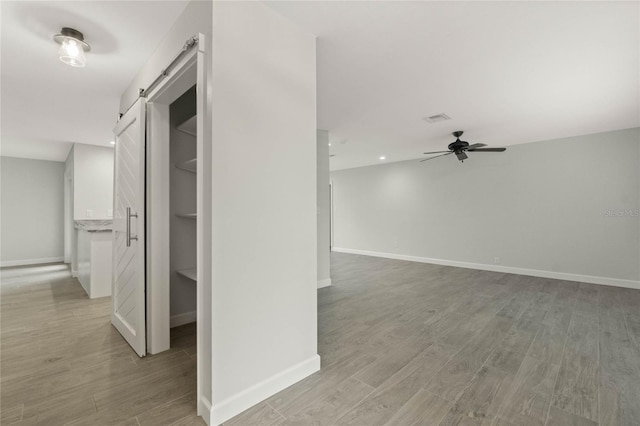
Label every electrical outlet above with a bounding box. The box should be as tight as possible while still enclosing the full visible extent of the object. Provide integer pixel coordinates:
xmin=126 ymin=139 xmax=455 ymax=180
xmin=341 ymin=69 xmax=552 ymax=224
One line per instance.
xmin=86 ymin=210 xmax=93 ymax=218
xmin=494 ymin=257 xmax=500 ymax=265
xmin=107 ymin=209 xmax=113 ymax=218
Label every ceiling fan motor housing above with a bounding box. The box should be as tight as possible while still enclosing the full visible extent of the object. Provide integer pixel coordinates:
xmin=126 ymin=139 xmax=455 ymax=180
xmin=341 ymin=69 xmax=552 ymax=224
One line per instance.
xmin=449 ymin=134 xmax=469 ymax=162
xmin=448 ymin=140 xmax=469 ymax=152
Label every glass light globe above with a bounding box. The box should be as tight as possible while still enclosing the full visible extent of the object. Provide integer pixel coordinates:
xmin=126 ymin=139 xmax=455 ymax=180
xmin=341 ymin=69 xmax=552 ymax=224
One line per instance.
xmin=58 ymin=38 xmax=86 ymax=67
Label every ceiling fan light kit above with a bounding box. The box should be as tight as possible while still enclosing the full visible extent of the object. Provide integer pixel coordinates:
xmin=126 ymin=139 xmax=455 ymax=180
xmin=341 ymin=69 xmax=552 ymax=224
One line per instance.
xmin=53 ymin=27 xmax=90 ymax=67
xmin=420 ymin=131 xmax=506 ymax=163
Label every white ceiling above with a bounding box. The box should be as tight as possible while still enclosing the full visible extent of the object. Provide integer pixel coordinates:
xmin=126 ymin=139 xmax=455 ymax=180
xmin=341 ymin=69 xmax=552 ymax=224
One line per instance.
xmin=2 ymin=2 xmax=638 ymax=167
xmin=1 ymin=0 xmax=189 ymax=161
xmin=267 ymin=1 xmax=640 ymax=170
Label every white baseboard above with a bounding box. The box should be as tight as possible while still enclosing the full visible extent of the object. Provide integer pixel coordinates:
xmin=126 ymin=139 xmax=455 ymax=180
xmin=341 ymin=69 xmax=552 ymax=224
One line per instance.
xmin=71 ymin=269 xmax=78 ymax=278
xmin=332 ymin=247 xmax=640 ymax=290
xmin=199 ymin=396 xmax=213 ymax=425
xmin=170 ymin=311 xmax=197 ymax=328
xmin=210 ymin=354 xmax=321 ymax=426
xmin=317 ymin=278 xmax=332 ymax=289
xmin=0 ymin=257 xmax=64 ymax=268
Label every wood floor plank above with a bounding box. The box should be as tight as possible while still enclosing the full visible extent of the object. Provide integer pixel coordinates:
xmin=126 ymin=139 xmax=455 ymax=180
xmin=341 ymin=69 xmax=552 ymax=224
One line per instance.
xmin=551 ymin=311 xmax=599 ymax=422
xmin=354 ymin=337 xmax=429 ymax=387
xmin=488 ymin=305 xmax=548 ymax=375
xmin=88 ymin=365 xmax=196 ymax=424
xmin=0 ymin=404 xmax=23 ymax=424
xmin=546 ymin=406 xmax=597 ymax=426
xmin=136 ymin=393 xmax=200 ymax=426
xmin=266 ymin=350 xmax=376 ymax=413
xmin=598 ymin=289 xmax=640 ymax=426
xmin=334 ymin=346 xmax=442 ymax=426
xmin=0 ymin=362 xmax=76 ymax=409
xmin=283 ymin=377 xmax=374 ymax=425
xmin=170 ymin=414 xmax=208 ymax=426
xmin=495 ymin=294 xmax=532 ymax=322
xmin=493 ymin=356 xmax=559 ymax=426
xmin=495 ymin=389 xmax=549 ymax=426
xmin=424 ymin=316 xmax=512 ymax=402
xmin=117 ymin=418 xmax=141 ymax=426
xmin=573 ymin=283 xmax=600 ymax=314
xmin=528 ymin=319 xmax=570 ymax=365
xmin=488 ymin=330 xmax=535 ymax=375
xmin=382 ymin=389 xmax=452 ymax=426
xmin=19 ymin=393 xmax=97 ymax=425
xmin=439 ymin=366 xmax=513 ymax=426
xmin=223 ymin=401 xmax=284 ymax=426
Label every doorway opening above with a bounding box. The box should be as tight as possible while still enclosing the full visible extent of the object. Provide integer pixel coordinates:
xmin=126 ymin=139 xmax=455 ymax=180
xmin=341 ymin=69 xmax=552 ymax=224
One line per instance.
xmin=169 ymin=87 xmax=197 ymax=327
xmin=168 ymin=85 xmax=198 ymax=362
xmin=111 ymin=34 xmax=212 ymax=421
xmin=144 ymin=35 xmax=212 ymax=419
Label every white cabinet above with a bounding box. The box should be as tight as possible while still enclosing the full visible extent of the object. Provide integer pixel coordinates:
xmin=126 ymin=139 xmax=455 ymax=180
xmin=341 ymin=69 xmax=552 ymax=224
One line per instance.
xmin=75 ymin=221 xmax=113 ymax=299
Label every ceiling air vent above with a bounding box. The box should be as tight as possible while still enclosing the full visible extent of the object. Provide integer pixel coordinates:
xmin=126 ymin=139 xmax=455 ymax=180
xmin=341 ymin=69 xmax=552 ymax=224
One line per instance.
xmin=423 ymin=113 xmax=451 ymax=123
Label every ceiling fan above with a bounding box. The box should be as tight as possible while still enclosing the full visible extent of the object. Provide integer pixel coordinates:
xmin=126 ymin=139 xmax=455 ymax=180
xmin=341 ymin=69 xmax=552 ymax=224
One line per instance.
xmin=421 ymin=131 xmax=506 ymax=163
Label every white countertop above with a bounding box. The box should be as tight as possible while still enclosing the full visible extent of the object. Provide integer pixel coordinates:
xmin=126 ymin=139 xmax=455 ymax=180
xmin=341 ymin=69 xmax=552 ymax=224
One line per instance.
xmin=74 ymin=220 xmax=113 ymax=232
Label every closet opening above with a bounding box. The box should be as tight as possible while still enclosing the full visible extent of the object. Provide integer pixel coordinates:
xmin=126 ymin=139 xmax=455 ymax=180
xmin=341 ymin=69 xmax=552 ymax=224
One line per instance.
xmin=168 ymin=85 xmax=198 ymax=355
xmin=143 ymin=34 xmax=212 ymax=418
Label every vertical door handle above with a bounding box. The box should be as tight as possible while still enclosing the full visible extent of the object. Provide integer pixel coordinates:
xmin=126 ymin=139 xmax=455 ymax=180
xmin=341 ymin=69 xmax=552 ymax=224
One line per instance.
xmin=126 ymin=207 xmax=139 ymax=247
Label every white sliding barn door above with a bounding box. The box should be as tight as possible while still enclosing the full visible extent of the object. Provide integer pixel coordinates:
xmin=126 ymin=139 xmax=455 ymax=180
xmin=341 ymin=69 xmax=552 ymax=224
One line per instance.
xmin=112 ymin=99 xmax=147 ymax=357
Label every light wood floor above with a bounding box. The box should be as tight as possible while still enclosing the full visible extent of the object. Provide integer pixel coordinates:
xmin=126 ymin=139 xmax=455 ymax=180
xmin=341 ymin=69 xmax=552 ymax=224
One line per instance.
xmin=0 ymin=263 xmax=204 ymax=426
xmin=227 ymin=252 xmax=640 ymax=426
xmin=3 ymin=255 xmax=640 ymax=426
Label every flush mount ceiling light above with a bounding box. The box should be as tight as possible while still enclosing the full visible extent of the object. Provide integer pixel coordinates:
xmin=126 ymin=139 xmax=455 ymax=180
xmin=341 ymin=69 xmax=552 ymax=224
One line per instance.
xmin=53 ymin=27 xmax=90 ymax=67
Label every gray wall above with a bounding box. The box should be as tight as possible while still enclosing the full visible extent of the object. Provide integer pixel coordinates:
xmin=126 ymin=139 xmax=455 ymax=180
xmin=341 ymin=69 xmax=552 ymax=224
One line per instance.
xmin=331 ymin=128 xmax=640 ymax=284
xmin=317 ymin=130 xmax=331 ymax=286
xmin=1 ymin=156 xmax=65 ymax=266
xmin=72 ymin=144 xmax=114 ymax=220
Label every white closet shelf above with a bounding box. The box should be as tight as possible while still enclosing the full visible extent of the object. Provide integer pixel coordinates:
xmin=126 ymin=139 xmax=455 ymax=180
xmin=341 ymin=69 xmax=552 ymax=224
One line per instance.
xmin=175 ymin=158 xmax=197 ymax=173
xmin=176 ymin=115 xmax=197 ymax=137
xmin=176 ymin=213 xmax=197 ymax=219
xmin=176 ymin=268 xmax=197 ymax=282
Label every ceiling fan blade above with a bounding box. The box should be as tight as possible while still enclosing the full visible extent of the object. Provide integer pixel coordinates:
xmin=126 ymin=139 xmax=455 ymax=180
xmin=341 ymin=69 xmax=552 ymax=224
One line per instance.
xmin=423 ymin=150 xmax=451 ymax=155
xmin=468 ymin=147 xmax=506 ymax=152
xmin=419 ymin=152 xmax=453 ymax=162
xmin=464 ymin=143 xmax=487 ymax=150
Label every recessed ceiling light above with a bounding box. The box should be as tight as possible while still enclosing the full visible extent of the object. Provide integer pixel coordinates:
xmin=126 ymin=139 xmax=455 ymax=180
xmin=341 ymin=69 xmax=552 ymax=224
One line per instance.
xmin=379 ymin=156 xmax=386 ymax=160
xmin=328 ymin=142 xmax=331 ymax=146
xmin=53 ymin=27 xmax=90 ymax=67
xmin=109 ymin=140 xmax=115 ymax=145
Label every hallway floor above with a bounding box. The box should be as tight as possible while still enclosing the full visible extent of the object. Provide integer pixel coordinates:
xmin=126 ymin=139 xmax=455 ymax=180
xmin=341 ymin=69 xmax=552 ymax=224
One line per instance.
xmin=0 ymin=263 xmax=203 ymax=426
xmin=3 ymin=255 xmax=640 ymax=425
xmin=227 ymin=252 xmax=640 ymax=426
